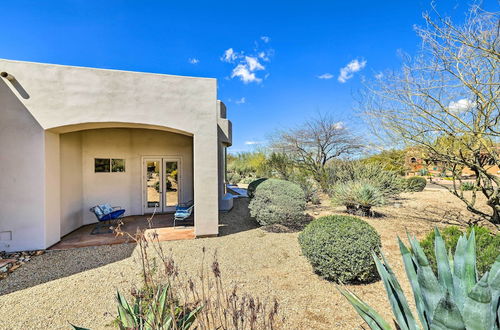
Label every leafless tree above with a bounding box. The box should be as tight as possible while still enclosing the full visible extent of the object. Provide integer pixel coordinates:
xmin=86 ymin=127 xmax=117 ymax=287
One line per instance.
xmin=271 ymin=113 xmax=363 ymax=190
xmin=361 ymin=4 xmax=500 ymax=224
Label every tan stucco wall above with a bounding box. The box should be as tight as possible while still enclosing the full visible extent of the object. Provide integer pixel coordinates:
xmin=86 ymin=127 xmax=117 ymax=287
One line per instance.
xmin=0 ymin=79 xmax=45 ymax=251
xmin=0 ymin=59 xmax=231 ymax=251
xmin=60 ymin=132 xmax=83 ymax=236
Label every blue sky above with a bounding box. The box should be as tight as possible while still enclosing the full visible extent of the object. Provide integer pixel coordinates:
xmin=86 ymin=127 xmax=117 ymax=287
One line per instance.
xmin=1 ymin=0 xmax=498 ymax=153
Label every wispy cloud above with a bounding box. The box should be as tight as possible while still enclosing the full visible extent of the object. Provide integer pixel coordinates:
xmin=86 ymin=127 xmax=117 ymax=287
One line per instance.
xmin=188 ymin=58 xmax=199 ymax=64
xmin=317 ymin=73 xmax=333 ymax=80
xmin=245 ymin=141 xmax=263 ymax=145
xmin=221 ymin=39 xmax=273 ymax=84
xmin=448 ymin=98 xmax=475 ymax=113
xmin=374 ymin=72 xmax=383 ymax=80
xmin=260 ymin=36 xmax=270 ymax=43
xmin=338 ymin=59 xmax=367 ymax=83
xmin=235 ymin=97 xmax=246 ymax=104
xmin=221 ymin=48 xmax=238 ymax=63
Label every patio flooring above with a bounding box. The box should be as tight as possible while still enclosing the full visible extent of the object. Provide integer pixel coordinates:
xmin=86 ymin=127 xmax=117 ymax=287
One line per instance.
xmin=49 ymin=214 xmax=195 ymax=250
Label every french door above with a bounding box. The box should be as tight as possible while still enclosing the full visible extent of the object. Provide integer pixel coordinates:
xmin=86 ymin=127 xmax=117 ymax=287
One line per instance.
xmin=143 ymin=157 xmax=181 ymax=213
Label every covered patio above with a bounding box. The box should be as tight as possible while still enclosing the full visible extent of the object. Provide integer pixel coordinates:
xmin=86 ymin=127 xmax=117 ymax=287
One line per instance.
xmin=49 ymin=214 xmax=195 ymax=250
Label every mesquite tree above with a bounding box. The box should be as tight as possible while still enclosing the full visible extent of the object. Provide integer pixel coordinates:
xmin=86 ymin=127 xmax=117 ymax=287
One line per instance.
xmin=271 ymin=113 xmax=363 ymax=190
xmin=362 ymin=5 xmax=500 ymax=224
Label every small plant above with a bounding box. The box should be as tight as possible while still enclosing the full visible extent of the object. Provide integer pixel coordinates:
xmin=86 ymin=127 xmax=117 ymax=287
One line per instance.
xmin=405 ymin=176 xmax=427 ymax=192
xmin=330 ymin=181 xmax=385 ymax=216
xmin=247 ymin=178 xmax=268 ymax=198
xmin=226 ymin=172 xmax=241 ymax=185
xmin=339 ymin=228 xmax=500 ymax=329
xmin=115 ymin=286 xmax=200 ymax=329
xmin=461 ymin=181 xmax=475 ymax=191
xmin=420 ymin=225 xmax=500 ymax=277
xmin=238 ymin=176 xmax=256 ymax=184
xmin=299 ymin=215 xmax=381 ymax=283
xmin=249 ymin=179 xmax=306 ymax=226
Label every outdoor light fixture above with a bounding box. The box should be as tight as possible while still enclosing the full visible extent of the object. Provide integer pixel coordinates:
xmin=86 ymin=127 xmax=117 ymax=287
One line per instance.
xmin=0 ymin=72 xmax=15 ymax=81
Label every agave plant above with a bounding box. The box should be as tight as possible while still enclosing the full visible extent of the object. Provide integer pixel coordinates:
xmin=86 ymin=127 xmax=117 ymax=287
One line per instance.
xmin=115 ymin=285 xmax=201 ymax=330
xmin=339 ymin=228 xmax=500 ymax=329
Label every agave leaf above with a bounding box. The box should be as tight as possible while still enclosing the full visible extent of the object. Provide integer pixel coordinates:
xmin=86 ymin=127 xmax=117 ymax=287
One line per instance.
xmin=463 ymin=272 xmax=492 ymax=330
xmin=178 ymin=305 xmax=203 ymax=330
xmin=429 ymin=291 xmax=465 ymax=330
xmin=453 ymin=234 xmax=469 ymax=310
xmin=463 ymin=229 xmax=478 ymax=293
xmin=156 ymin=286 xmax=169 ymax=324
xmin=337 ymin=286 xmax=392 ymax=330
xmin=399 ymin=237 xmax=430 ymax=329
xmin=488 ymin=257 xmax=500 ymax=330
xmin=116 ymin=290 xmax=137 ymax=327
xmin=407 ymin=235 xmax=444 ymax=321
xmin=70 ymin=325 xmax=91 ymax=330
xmin=433 ymin=228 xmax=454 ymax=295
xmin=374 ymin=253 xmax=419 ymax=330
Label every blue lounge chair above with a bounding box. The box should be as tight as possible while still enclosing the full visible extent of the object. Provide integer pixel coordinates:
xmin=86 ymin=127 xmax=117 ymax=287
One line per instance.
xmin=174 ymin=201 xmax=194 ymax=227
xmin=89 ymin=204 xmax=126 ymax=234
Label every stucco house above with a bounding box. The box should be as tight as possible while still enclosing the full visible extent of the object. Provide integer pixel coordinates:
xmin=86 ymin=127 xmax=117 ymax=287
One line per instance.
xmin=0 ymin=59 xmax=232 ymax=252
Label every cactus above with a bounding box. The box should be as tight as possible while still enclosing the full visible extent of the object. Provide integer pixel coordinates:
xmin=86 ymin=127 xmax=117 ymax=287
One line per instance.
xmin=339 ymin=228 xmax=500 ymax=329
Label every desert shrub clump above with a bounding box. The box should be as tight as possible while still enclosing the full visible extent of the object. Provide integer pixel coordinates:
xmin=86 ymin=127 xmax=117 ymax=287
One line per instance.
xmin=405 ymin=176 xmax=427 ymax=192
xmin=420 ymin=225 xmax=500 ymax=276
xmin=249 ymin=179 xmax=306 ymax=226
xmin=298 ymin=215 xmax=381 ymax=283
xmin=330 ymin=181 xmax=384 ymax=216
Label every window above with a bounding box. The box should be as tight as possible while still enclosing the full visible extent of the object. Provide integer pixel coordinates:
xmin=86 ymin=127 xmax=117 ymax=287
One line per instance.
xmin=95 ymin=158 xmax=110 ymax=172
xmin=95 ymin=158 xmax=125 ymax=172
xmin=112 ymin=159 xmax=126 ymax=172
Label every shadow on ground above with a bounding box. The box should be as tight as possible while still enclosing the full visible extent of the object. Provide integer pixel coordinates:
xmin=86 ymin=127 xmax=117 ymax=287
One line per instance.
xmin=0 ymin=243 xmax=136 ymax=295
xmin=218 ymin=198 xmax=260 ymax=236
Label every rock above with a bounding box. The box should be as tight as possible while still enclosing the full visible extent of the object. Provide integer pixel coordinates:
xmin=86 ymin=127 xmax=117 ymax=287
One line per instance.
xmin=9 ymin=264 xmax=20 ymax=272
xmin=0 ymin=266 xmax=8 ymax=273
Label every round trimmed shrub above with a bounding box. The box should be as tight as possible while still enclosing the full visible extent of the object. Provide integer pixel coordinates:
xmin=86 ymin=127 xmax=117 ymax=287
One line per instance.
xmin=248 ymin=179 xmax=306 ymax=226
xmin=405 ymin=176 xmax=427 ymax=192
xmin=247 ymin=178 xmax=268 ymax=198
xmin=420 ymin=226 xmax=500 ymax=276
xmin=299 ymin=215 xmax=381 ymax=283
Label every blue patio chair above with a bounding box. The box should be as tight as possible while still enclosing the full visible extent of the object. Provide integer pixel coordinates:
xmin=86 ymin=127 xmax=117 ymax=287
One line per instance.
xmin=174 ymin=201 xmax=194 ymax=227
xmin=89 ymin=204 xmax=126 ymax=234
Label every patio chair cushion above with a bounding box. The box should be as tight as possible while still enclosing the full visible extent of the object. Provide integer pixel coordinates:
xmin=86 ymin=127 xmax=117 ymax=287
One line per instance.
xmin=99 ymin=204 xmax=114 ymax=216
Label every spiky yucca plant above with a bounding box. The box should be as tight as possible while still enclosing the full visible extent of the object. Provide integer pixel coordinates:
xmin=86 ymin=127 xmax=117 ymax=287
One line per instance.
xmin=339 ymin=228 xmax=500 ymax=329
xmin=115 ymin=285 xmax=201 ymax=330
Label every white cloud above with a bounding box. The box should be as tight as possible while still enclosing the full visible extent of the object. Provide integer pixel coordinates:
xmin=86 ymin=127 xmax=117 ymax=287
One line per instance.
xmin=317 ymin=73 xmax=333 ymax=80
xmin=374 ymin=72 xmax=383 ymax=80
xmin=188 ymin=58 xmax=199 ymax=64
xmin=245 ymin=56 xmax=265 ymax=71
xmin=261 ymin=36 xmax=270 ymax=43
xmin=221 ymin=48 xmax=238 ymax=62
xmin=338 ymin=59 xmax=367 ymax=83
xmin=235 ymin=97 xmax=246 ymax=104
xmin=245 ymin=141 xmax=263 ymax=145
xmin=221 ymin=38 xmax=273 ymax=84
xmin=231 ymin=64 xmax=262 ymax=84
xmin=448 ymin=98 xmax=476 ymax=114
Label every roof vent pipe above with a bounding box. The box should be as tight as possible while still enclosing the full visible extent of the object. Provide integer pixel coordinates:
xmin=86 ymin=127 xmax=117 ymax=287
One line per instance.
xmin=0 ymin=72 xmax=15 ymax=81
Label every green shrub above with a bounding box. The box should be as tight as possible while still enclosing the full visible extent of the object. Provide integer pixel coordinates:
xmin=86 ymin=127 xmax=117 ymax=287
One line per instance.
xmin=289 ymin=172 xmax=321 ymax=204
xmin=247 ymin=178 xmax=268 ymax=198
xmin=460 ymin=181 xmax=475 ymax=191
xmin=226 ymin=172 xmax=241 ymax=185
xmin=331 ymin=181 xmax=385 ymax=216
xmin=238 ymin=176 xmax=256 ymax=184
xmin=405 ymin=176 xmax=427 ymax=192
xmin=326 ymin=161 xmax=404 ymax=198
xmin=298 ymin=215 xmax=381 ymax=283
xmin=249 ymin=179 xmax=306 ymax=226
xmin=420 ymin=225 xmax=500 ymax=276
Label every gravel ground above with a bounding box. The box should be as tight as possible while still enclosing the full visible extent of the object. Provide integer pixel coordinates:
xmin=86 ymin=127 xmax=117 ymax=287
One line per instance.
xmin=0 ymin=189 xmax=492 ymax=329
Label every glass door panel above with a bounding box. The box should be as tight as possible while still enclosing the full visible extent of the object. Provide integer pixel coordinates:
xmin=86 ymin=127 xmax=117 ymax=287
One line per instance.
xmin=164 ymin=161 xmax=179 ymax=208
xmin=145 ymin=160 xmax=162 ymax=212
